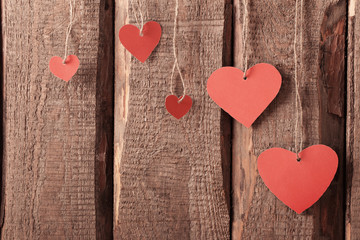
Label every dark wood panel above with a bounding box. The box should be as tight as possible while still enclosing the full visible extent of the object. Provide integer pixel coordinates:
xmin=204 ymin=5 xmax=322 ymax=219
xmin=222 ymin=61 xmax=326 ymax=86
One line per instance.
xmin=95 ymin=0 xmax=114 ymax=239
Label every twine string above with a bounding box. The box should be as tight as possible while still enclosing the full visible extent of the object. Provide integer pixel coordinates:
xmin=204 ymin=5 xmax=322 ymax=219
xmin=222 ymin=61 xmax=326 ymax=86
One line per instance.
xmin=242 ymin=0 xmax=249 ymax=79
xmin=170 ymin=0 xmax=186 ymax=102
xmin=129 ymin=0 xmax=144 ymax=35
xmin=63 ymin=0 xmax=76 ymax=63
xmin=294 ymin=0 xmax=304 ymax=159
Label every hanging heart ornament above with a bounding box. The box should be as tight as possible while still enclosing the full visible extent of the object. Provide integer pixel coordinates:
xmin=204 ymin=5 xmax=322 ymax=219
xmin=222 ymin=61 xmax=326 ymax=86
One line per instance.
xmin=207 ymin=63 xmax=281 ymax=127
xmin=119 ymin=21 xmax=161 ymax=63
xmin=49 ymin=55 xmax=80 ymax=82
xmin=257 ymin=144 xmax=338 ymax=214
xmin=165 ymin=95 xmax=192 ymax=119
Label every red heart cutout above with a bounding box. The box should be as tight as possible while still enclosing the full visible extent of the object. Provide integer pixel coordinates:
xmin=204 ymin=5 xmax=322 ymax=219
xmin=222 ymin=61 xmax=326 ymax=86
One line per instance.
xmin=165 ymin=95 xmax=192 ymax=119
xmin=207 ymin=63 xmax=281 ymax=127
xmin=49 ymin=55 xmax=80 ymax=82
xmin=119 ymin=21 xmax=161 ymax=63
xmin=257 ymin=145 xmax=338 ymax=214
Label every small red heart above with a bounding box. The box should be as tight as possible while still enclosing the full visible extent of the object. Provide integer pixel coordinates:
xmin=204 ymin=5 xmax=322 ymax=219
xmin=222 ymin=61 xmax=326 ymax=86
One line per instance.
xmin=119 ymin=21 xmax=161 ymax=63
xmin=257 ymin=145 xmax=338 ymax=214
xmin=49 ymin=55 xmax=80 ymax=82
xmin=165 ymin=95 xmax=192 ymax=119
xmin=207 ymin=63 xmax=281 ymax=127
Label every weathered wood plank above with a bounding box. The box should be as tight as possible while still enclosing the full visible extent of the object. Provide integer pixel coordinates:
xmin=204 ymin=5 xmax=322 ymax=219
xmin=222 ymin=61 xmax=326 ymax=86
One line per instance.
xmin=0 ymin=0 xmax=112 ymax=238
xmin=0 ymin=0 xmax=4 ymax=230
xmin=114 ymin=0 xmax=230 ymax=239
xmin=232 ymin=0 xmax=346 ymax=239
xmin=346 ymin=0 xmax=360 ymax=239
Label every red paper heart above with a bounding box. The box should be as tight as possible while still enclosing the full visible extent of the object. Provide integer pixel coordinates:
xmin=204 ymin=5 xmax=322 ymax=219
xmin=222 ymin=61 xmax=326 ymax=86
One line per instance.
xmin=165 ymin=95 xmax=192 ymax=119
xmin=257 ymin=145 xmax=338 ymax=214
xmin=49 ymin=55 xmax=80 ymax=82
xmin=119 ymin=21 xmax=161 ymax=63
xmin=207 ymin=63 xmax=281 ymax=127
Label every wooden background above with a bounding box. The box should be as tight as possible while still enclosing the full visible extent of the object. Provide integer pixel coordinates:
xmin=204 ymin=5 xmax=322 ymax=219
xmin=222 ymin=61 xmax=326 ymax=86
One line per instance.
xmin=0 ymin=0 xmax=358 ymax=239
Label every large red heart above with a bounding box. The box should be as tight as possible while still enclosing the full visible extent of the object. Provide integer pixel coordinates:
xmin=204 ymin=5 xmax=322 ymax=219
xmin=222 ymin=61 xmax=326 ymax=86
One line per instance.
xmin=119 ymin=21 xmax=161 ymax=63
xmin=207 ymin=63 xmax=281 ymax=127
xmin=257 ymin=145 xmax=338 ymax=214
xmin=165 ymin=95 xmax=192 ymax=119
xmin=49 ymin=55 xmax=80 ymax=82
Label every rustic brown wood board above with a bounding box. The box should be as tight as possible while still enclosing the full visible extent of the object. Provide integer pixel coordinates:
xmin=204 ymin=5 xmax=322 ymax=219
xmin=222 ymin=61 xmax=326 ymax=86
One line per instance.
xmin=232 ymin=0 xmax=346 ymax=239
xmin=0 ymin=0 xmax=113 ymax=238
xmin=0 ymin=0 xmax=358 ymax=239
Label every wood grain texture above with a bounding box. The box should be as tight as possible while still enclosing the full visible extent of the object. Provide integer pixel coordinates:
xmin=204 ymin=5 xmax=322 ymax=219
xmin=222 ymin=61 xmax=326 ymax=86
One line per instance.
xmin=346 ymin=0 xmax=360 ymax=239
xmin=0 ymin=0 xmax=110 ymax=238
xmin=114 ymin=0 xmax=230 ymax=239
xmin=0 ymin=0 xmax=4 ymax=230
xmin=232 ymin=0 xmax=346 ymax=239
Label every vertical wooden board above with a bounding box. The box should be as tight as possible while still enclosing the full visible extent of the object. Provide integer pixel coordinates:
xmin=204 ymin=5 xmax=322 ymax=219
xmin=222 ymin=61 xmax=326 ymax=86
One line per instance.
xmin=114 ymin=0 xmax=131 ymax=238
xmin=0 ymin=0 xmax=111 ymax=238
xmin=232 ymin=0 xmax=346 ymax=239
xmin=114 ymin=0 xmax=230 ymax=239
xmin=346 ymin=0 xmax=360 ymax=239
xmin=0 ymin=0 xmax=4 ymax=230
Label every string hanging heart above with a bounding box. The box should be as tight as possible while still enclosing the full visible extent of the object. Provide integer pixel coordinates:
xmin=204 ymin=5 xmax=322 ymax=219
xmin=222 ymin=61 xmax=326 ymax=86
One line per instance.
xmin=119 ymin=0 xmax=161 ymax=63
xmin=258 ymin=145 xmax=338 ymax=214
xmin=257 ymin=0 xmax=338 ymax=214
xmin=165 ymin=0 xmax=192 ymax=119
xmin=206 ymin=0 xmax=281 ymax=127
xmin=49 ymin=0 xmax=79 ymax=82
